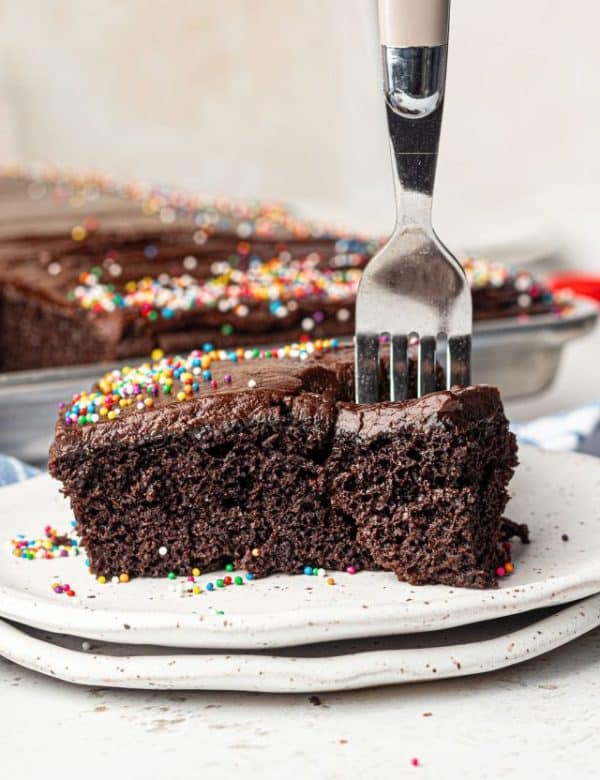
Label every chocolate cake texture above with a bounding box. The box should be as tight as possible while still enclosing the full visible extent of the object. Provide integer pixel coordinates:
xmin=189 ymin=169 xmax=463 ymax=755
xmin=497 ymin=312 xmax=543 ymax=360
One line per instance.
xmin=0 ymin=171 xmax=569 ymax=372
xmin=49 ymin=341 xmax=519 ymax=589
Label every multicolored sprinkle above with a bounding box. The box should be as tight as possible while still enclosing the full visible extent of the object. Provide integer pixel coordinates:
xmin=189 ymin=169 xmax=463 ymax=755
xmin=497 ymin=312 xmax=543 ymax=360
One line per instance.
xmin=68 ymin=254 xmax=363 ymax=319
xmin=462 ymin=256 xmax=565 ymax=311
xmin=10 ymin=524 xmax=79 ymax=560
xmin=50 ymin=579 xmax=76 ymax=598
xmin=60 ymin=338 xmax=339 ymax=427
xmin=1 ymin=161 xmax=363 ymax=244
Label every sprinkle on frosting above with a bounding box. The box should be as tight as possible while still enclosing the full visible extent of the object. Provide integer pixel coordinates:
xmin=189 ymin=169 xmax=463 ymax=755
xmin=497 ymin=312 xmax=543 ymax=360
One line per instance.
xmin=1 ymin=161 xmax=373 ymax=244
xmin=61 ymin=338 xmax=339 ymax=427
xmin=462 ymin=256 xmax=556 ymax=307
xmin=67 ymin=253 xmax=364 ymax=318
xmin=68 ymin=253 xmax=569 ymax=321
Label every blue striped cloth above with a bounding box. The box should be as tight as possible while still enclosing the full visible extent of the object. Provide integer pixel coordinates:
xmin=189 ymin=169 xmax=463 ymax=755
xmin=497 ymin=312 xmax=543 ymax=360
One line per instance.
xmin=0 ymin=403 xmax=599 ymax=488
xmin=0 ymin=454 xmax=40 ymax=487
xmin=511 ymin=401 xmax=600 ymax=452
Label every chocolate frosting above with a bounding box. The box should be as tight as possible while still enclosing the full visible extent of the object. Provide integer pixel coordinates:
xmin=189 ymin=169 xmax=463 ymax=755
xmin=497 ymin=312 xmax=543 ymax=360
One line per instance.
xmin=50 ymin=344 xmax=502 ymax=462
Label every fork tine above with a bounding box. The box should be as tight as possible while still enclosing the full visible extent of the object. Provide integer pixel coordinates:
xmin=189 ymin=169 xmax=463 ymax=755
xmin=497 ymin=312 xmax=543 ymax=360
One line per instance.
xmin=418 ymin=335 xmax=436 ymax=397
xmin=355 ymin=333 xmax=381 ymax=404
xmin=448 ymin=334 xmax=472 ymax=388
xmin=435 ymin=332 xmax=448 ymax=391
xmin=390 ymin=334 xmax=408 ymax=402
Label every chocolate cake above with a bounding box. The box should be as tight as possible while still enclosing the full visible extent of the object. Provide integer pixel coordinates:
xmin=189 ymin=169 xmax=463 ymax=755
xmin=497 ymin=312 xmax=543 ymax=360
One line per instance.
xmin=0 ymin=171 xmax=568 ymax=372
xmin=49 ymin=342 xmax=519 ymax=589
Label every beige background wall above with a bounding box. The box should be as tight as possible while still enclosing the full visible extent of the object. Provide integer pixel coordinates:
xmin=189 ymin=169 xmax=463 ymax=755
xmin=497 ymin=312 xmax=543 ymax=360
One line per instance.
xmin=0 ymin=0 xmax=598 ymax=263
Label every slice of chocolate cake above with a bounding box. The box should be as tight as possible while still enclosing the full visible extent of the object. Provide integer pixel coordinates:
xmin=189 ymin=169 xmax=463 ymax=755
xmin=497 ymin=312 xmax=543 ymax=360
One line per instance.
xmin=49 ymin=341 xmax=519 ymax=589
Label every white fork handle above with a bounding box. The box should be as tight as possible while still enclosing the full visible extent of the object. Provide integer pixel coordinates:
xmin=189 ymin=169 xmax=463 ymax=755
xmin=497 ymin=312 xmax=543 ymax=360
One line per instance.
xmin=378 ymin=0 xmax=450 ymax=47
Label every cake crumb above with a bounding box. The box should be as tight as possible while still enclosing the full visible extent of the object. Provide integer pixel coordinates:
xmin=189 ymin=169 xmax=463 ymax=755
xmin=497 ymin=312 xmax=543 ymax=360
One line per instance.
xmin=422 ymin=712 xmax=432 ymax=717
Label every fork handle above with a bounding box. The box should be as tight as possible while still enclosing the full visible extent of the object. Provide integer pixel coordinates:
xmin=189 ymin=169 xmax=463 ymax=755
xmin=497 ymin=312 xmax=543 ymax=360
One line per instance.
xmin=379 ymin=1 xmax=450 ymax=206
xmin=378 ymin=0 xmax=450 ymax=47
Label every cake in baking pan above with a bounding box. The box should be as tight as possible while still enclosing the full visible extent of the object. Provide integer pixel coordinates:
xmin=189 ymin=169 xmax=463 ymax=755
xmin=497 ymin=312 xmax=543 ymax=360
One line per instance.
xmin=0 ymin=171 xmax=567 ymax=372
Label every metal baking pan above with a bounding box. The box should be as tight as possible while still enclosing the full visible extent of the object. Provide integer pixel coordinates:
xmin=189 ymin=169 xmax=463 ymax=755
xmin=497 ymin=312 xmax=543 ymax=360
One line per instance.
xmin=0 ymin=297 xmax=596 ymax=466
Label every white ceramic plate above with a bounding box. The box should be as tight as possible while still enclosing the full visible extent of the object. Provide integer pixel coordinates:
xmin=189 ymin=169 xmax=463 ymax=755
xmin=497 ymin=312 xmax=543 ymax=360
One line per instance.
xmin=1 ymin=595 xmax=599 ymax=692
xmin=0 ymin=445 xmax=599 ymax=649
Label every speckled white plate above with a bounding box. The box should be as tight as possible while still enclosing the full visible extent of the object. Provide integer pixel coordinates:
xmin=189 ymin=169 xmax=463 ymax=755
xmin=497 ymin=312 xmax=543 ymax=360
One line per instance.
xmin=1 ymin=595 xmax=599 ymax=692
xmin=0 ymin=445 xmax=599 ymax=649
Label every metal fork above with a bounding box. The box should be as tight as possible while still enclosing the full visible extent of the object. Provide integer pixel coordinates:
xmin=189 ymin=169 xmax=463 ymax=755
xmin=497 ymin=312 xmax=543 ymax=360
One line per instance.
xmin=355 ymin=0 xmax=472 ymax=403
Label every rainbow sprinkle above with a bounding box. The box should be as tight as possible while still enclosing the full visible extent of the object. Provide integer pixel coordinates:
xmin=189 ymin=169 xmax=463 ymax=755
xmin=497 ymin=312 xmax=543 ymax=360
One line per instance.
xmin=10 ymin=524 xmax=80 ymax=560
xmin=69 ymin=254 xmax=567 ymax=321
xmin=61 ymin=338 xmax=339 ymax=427
xmin=462 ymin=256 xmax=566 ymax=311
xmin=50 ymin=579 xmax=76 ymax=598
xmin=0 ymin=161 xmax=372 ymax=245
xmin=68 ymin=254 xmax=364 ymax=319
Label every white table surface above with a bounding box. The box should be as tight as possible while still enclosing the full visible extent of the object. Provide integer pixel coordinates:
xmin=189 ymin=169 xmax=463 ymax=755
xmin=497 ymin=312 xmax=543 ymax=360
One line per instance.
xmin=1 ymin=325 xmax=599 ymax=780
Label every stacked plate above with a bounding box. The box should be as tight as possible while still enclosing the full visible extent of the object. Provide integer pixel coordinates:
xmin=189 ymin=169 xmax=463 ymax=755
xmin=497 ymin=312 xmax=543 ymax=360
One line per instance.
xmin=1 ymin=445 xmax=600 ymax=693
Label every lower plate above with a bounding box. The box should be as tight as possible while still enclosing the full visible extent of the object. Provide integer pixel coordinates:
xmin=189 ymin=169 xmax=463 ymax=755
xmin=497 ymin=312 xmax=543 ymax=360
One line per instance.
xmin=0 ymin=446 xmax=599 ymax=649
xmin=1 ymin=595 xmax=599 ymax=692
